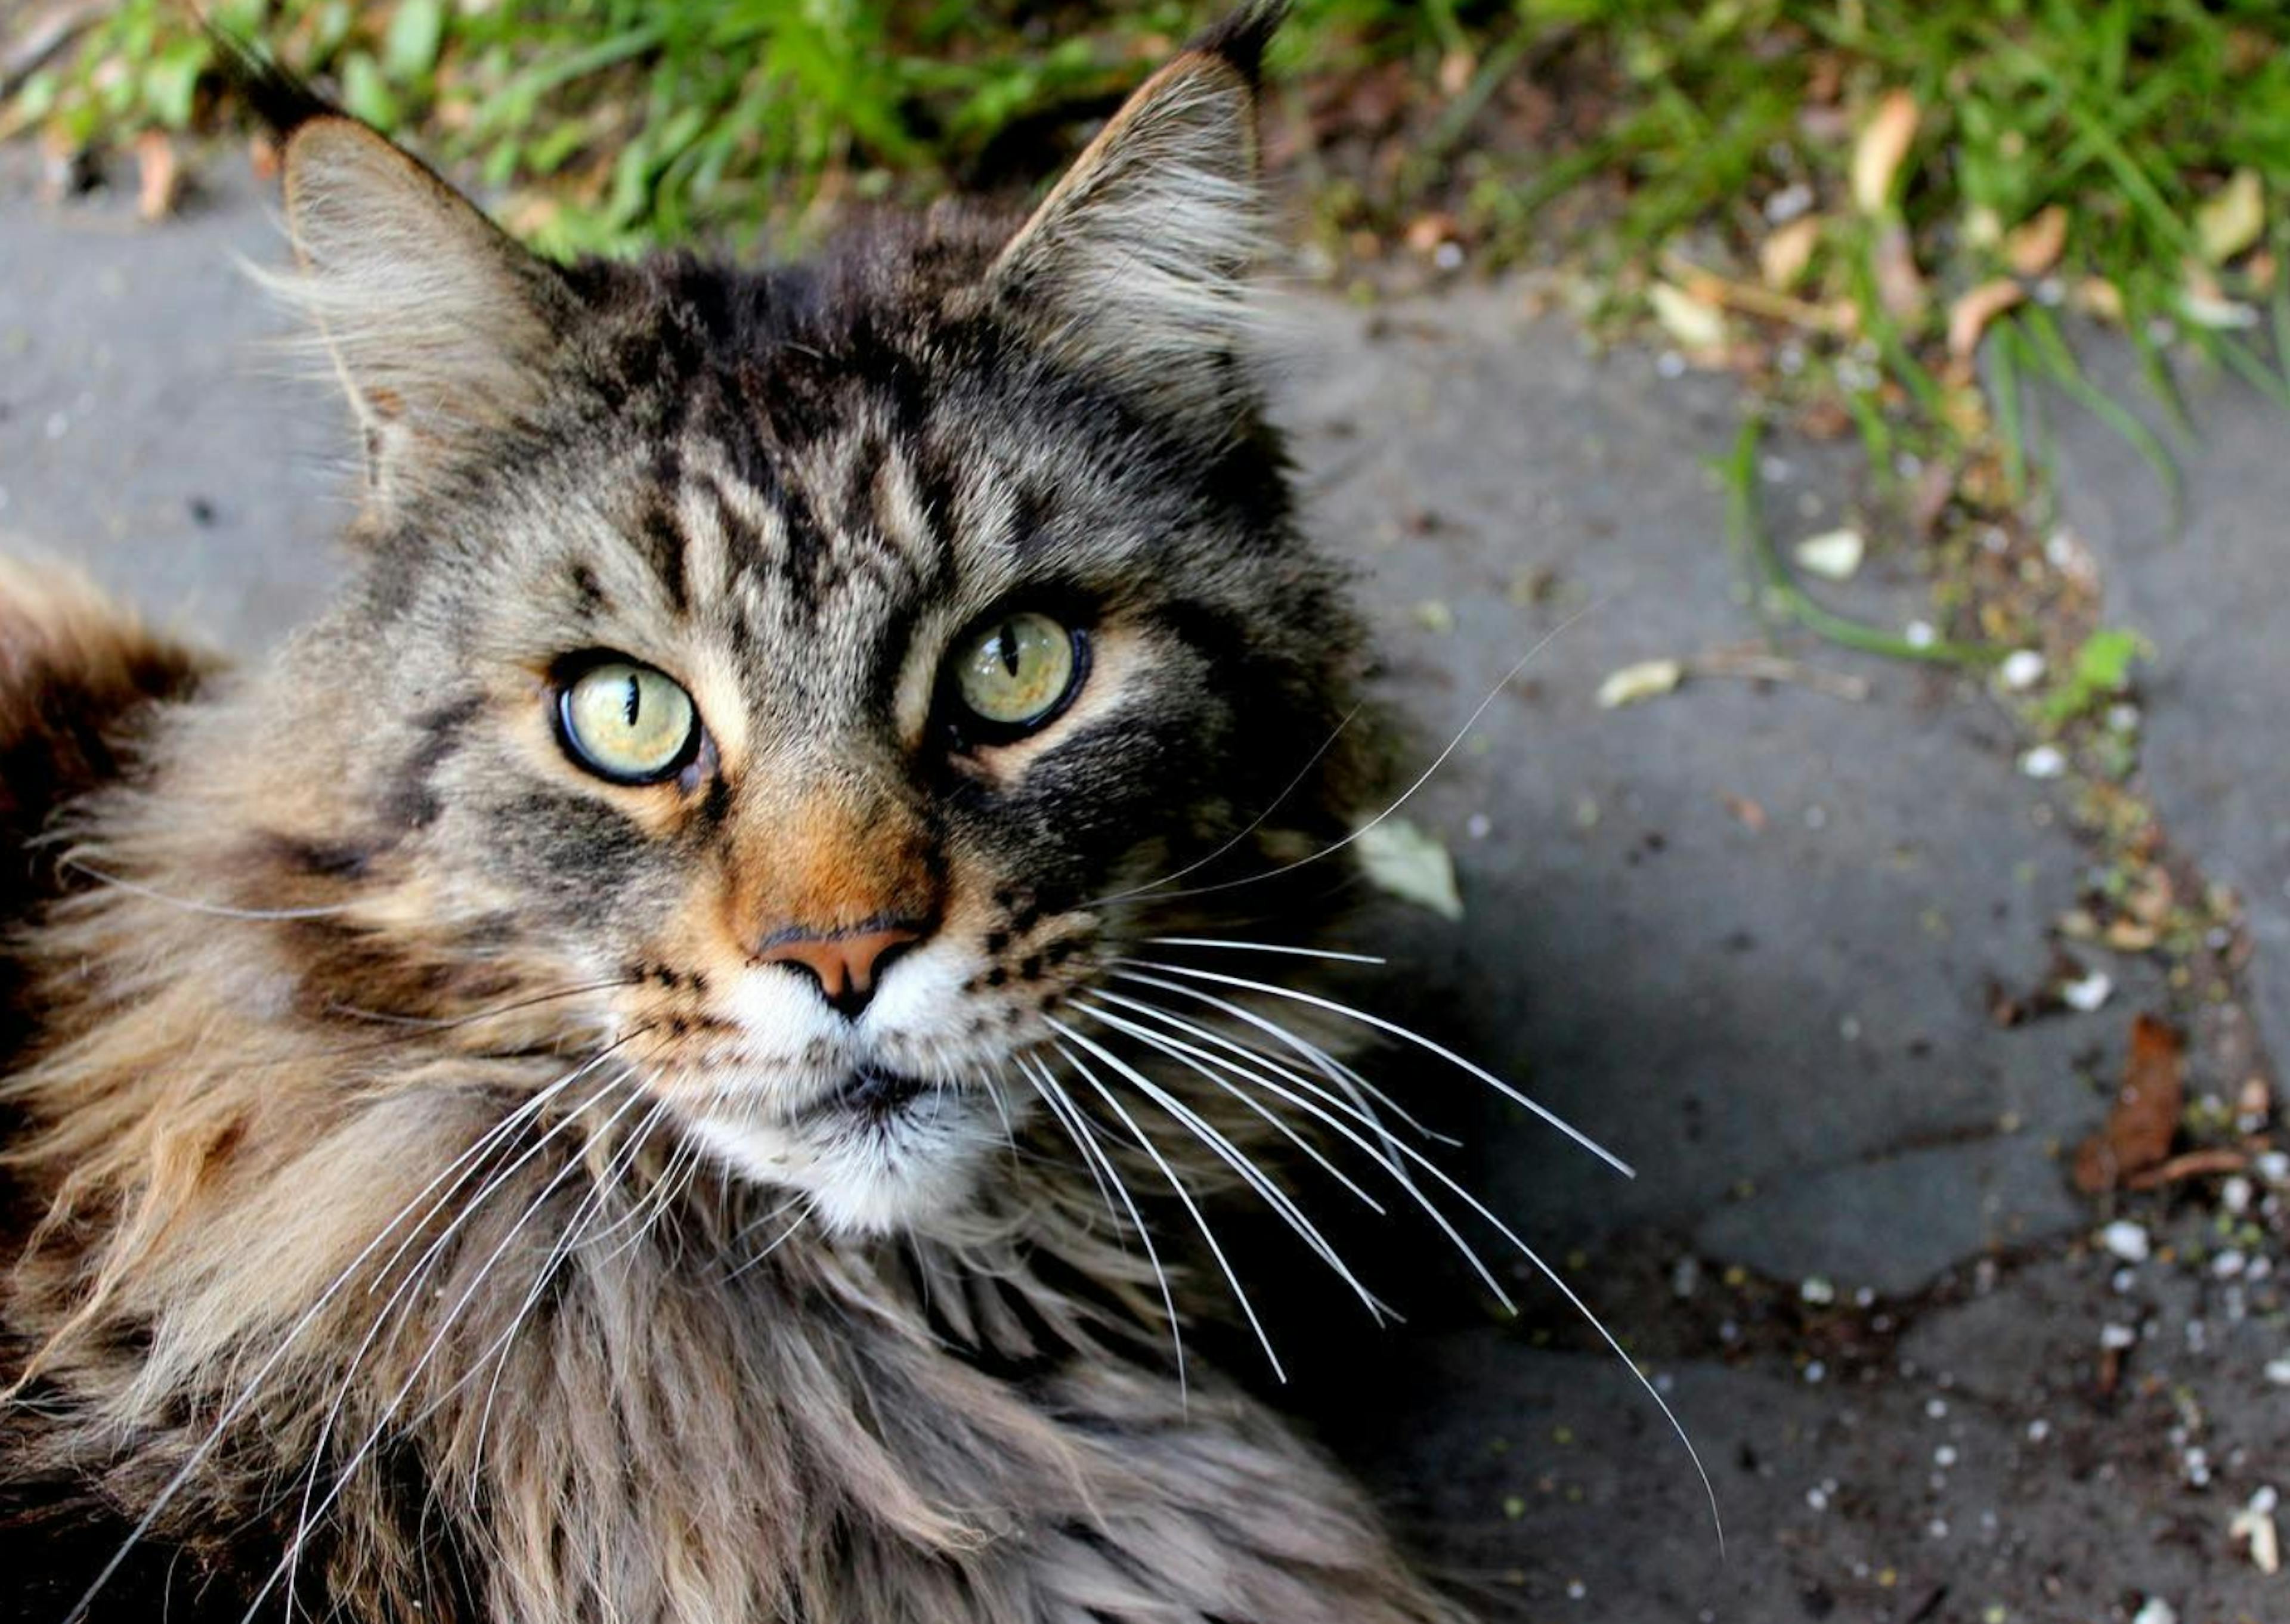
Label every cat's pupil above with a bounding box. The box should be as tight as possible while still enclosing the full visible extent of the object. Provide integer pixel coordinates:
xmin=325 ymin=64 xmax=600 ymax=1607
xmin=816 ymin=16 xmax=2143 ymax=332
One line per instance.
xmin=997 ymin=625 xmax=1021 ymax=677
xmin=623 ymin=675 xmax=641 ymax=728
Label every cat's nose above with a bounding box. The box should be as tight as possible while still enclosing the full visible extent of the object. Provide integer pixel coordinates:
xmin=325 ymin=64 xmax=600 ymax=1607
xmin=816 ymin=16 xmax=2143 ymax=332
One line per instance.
xmin=755 ymin=922 xmax=926 ymax=1019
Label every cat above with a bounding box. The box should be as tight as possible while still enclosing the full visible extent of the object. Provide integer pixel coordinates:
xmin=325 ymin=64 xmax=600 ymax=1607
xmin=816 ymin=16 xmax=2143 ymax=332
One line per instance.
xmin=0 ymin=7 xmax=1516 ymax=1620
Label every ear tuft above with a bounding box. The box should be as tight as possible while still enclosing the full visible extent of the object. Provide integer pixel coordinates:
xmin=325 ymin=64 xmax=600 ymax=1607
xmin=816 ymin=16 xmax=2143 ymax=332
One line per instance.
xmin=267 ymin=117 xmax=576 ymax=510
xmin=986 ymin=8 xmax=1285 ymax=428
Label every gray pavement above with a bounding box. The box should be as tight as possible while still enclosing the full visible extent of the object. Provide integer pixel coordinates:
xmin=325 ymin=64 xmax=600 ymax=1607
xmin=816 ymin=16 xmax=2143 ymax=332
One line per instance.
xmin=5 ymin=153 xmax=2287 ymax=1623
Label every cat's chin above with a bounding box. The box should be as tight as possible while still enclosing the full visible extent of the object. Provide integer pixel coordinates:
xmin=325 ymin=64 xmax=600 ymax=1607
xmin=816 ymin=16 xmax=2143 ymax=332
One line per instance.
xmin=684 ymin=1072 xmax=1001 ymax=1238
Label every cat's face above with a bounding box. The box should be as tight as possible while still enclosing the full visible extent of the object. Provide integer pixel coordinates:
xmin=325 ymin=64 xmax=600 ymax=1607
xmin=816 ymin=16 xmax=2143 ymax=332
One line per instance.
xmin=252 ymin=20 xmax=1367 ymax=1234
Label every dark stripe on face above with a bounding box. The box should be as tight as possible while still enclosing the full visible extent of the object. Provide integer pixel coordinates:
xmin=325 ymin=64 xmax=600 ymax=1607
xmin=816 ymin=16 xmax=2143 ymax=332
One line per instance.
xmin=388 ymin=695 xmax=484 ymax=831
xmin=637 ymin=502 xmax=691 ymax=615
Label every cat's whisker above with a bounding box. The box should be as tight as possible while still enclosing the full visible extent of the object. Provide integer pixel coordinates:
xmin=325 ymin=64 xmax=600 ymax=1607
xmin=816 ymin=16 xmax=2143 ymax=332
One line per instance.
xmin=53 ymin=856 xmax=355 ymax=922
xmin=280 ymin=1063 xmax=652 ymax=1614
xmin=1079 ymin=992 xmax=1513 ymax=1311
xmin=54 ymin=1034 xmax=655 ymax=1624
xmin=1072 ymin=997 xmax=1388 ymax=1217
xmin=728 ymin=1194 xmax=815 ymax=1282
xmin=1091 ymin=997 xmax=1723 ymax=1552
xmin=1047 ymin=1028 xmax=1285 ymax=1384
xmin=1117 ymin=960 xmax=1634 ymax=1178
xmin=1109 ymin=968 xmax=1455 ymax=1150
xmin=1115 ymin=600 xmax=1602 ymax=909
xmin=1078 ymin=702 xmax=1364 ymax=910
xmin=460 ymin=1089 xmax=675 ymax=1480
xmin=364 ymin=1031 xmax=657 ymax=1296
xmin=1066 ymin=1002 xmax=1396 ymax=1325
xmin=1016 ymin=1052 xmax=1185 ymax=1398
xmin=259 ymin=1075 xmax=660 ymax=1624
xmin=1143 ymin=936 xmax=1385 ymax=965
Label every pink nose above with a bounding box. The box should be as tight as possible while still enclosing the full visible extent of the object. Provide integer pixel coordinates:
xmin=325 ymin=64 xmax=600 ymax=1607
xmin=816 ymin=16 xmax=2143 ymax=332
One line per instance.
xmin=755 ymin=925 xmax=923 ymax=1015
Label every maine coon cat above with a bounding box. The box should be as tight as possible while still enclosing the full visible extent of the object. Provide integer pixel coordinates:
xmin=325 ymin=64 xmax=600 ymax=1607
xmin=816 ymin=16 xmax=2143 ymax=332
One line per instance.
xmin=0 ymin=7 xmax=1676 ymax=1619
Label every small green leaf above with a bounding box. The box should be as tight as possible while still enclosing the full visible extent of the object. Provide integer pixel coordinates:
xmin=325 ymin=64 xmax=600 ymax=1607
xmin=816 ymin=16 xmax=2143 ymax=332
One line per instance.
xmin=339 ymin=52 xmax=401 ymax=129
xmin=384 ymin=0 xmax=448 ymax=84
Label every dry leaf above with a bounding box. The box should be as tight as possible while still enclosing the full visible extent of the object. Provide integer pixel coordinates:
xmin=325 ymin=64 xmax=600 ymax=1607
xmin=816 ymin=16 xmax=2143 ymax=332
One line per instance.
xmin=1872 ymin=222 xmax=1927 ymax=323
xmin=1793 ymin=528 xmax=1864 ymax=581
xmin=134 ymin=129 xmax=181 ymax=222
xmin=1947 ymin=278 xmax=2026 ymax=361
xmin=1647 ymin=282 xmax=1727 ymax=350
xmin=1759 ymin=217 xmax=1821 ymax=289
xmin=1851 ymin=89 xmax=1920 ymax=215
xmin=1354 ymin=817 xmax=1463 ymax=921
xmin=2004 ymin=205 xmax=2069 ymax=277
xmin=1596 ymin=658 xmax=1683 ymax=709
xmin=2072 ymin=277 xmax=2126 ymax=324
xmin=2196 ymin=168 xmax=2265 ymax=265
xmin=2072 ymin=1015 xmax=2184 ymax=1193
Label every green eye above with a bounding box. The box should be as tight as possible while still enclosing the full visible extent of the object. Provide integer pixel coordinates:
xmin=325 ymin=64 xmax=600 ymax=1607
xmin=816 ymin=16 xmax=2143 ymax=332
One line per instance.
xmin=951 ymin=610 xmax=1084 ymax=735
xmin=558 ymin=659 xmax=700 ymax=783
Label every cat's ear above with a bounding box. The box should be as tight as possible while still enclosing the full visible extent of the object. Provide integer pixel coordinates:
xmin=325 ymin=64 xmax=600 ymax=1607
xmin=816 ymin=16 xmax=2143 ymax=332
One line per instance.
xmin=985 ymin=4 xmax=1282 ymax=424
xmin=277 ymin=116 xmax=578 ymax=507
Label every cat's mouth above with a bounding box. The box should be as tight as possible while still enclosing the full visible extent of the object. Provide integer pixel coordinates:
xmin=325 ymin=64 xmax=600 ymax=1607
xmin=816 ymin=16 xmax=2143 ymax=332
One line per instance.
xmin=813 ymin=1064 xmax=933 ymax=1122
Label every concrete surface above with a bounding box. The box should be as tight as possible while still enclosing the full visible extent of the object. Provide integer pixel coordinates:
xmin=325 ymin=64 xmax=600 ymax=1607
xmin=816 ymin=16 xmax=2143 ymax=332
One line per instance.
xmin=5 ymin=153 xmax=2287 ymax=1624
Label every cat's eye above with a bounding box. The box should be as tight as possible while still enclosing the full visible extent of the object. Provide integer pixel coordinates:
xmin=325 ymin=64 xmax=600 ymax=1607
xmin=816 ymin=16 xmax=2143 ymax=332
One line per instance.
xmin=949 ymin=610 xmax=1086 ymax=739
xmin=556 ymin=658 xmax=701 ymax=785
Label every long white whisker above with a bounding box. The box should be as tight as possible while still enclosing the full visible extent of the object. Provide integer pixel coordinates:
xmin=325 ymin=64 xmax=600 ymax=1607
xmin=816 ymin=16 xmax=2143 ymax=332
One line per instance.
xmin=1144 ymin=937 xmax=1385 ymax=965
xmin=1079 ymin=994 xmax=1511 ymax=1310
xmin=1073 ymin=998 xmax=1388 ymax=1216
xmin=1118 ymin=961 xmax=1633 ymax=1178
xmin=57 ymin=858 xmax=353 ymax=921
xmin=1112 ymin=968 xmax=1454 ymax=1149
xmin=1128 ymin=602 xmax=1601 ymax=906
xmin=1018 ymin=1052 xmax=1187 ymax=1399
xmin=53 ymin=1035 xmax=649 ymax=1624
xmin=1081 ymin=701 xmax=1365 ymax=909
xmin=278 ymin=1066 xmax=647 ymax=1615
xmin=250 ymin=1077 xmax=658 ymax=1624
xmin=1049 ymin=1028 xmax=1284 ymax=1383
xmin=1069 ymin=1002 xmax=1395 ymax=1324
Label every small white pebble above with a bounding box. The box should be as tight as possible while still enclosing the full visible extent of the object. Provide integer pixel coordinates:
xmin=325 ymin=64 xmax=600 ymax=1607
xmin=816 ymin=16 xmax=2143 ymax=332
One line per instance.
xmin=2099 ymin=1220 xmax=2150 ymax=1262
xmin=2224 ymin=1176 xmax=2255 ymax=1215
xmin=1802 ymin=1359 xmax=1827 ymax=1384
xmin=2100 ymin=1323 xmax=2137 ymax=1350
xmin=1432 ymin=241 xmax=1463 ymax=272
xmin=2186 ymin=1447 xmax=2211 ymax=1488
xmin=1926 ymin=1398 xmax=1949 ymax=1420
xmin=1801 ymin=1276 xmax=1837 ymax=1305
xmin=1927 ymin=1517 xmax=1950 ymax=1540
xmin=2107 ymin=702 xmax=2142 ymax=733
xmin=2111 ymin=1267 xmax=2137 ymax=1294
xmin=1465 ymin=813 xmax=1492 ymax=840
xmin=2132 ymin=1600 xmax=2178 ymax=1624
xmin=1803 ymin=804 xmax=1830 ymax=830
xmin=2215 ymin=1248 xmax=2249 ymax=1280
xmin=1935 ymin=1445 xmax=1959 ymax=1468
xmin=2254 ymin=1486 xmax=2280 ymax=1515
xmin=2259 ymin=1152 xmax=2290 ymax=1185
xmin=44 ymin=411 xmax=69 ymax=441
xmin=2000 ymin=649 xmax=2047 ymax=690
xmin=2059 ymin=969 xmax=2113 ymax=1012
xmin=1905 ymin=619 xmax=1937 ymax=649
xmin=1565 ymin=1579 xmax=1587 ymax=1601
xmin=2026 ymin=1418 xmax=2051 ymax=1443
xmin=1806 ymin=1484 xmax=1830 ymax=1512
xmin=1655 ymin=351 xmax=1687 ymax=379
xmin=2019 ymin=744 xmax=2068 ymax=779
xmin=2264 ymin=1358 xmax=2290 ymax=1387
xmin=1765 ymin=182 xmax=1814 ymax=224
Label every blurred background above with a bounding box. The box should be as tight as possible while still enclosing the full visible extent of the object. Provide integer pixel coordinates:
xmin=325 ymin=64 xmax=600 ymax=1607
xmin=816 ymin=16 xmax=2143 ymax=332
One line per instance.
xmin=5 ymin=3 xmax=2290 ymax=1620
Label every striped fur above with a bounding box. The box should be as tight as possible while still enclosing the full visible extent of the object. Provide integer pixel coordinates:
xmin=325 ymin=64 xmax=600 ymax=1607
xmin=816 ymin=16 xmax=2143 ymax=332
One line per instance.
xmin=0 ymin=7 xmax=1474 ymax=1620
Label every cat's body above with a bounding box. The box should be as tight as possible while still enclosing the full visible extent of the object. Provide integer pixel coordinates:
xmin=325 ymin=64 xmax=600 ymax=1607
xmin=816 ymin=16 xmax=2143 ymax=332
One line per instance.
xmin=0 ymin=10 xmax=1475 ymax=1621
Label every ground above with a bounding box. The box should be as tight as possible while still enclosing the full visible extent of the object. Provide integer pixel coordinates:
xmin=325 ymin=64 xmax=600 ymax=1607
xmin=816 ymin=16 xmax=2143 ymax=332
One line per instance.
xmin=4 ymin=151 xmax=2288 ymax=1624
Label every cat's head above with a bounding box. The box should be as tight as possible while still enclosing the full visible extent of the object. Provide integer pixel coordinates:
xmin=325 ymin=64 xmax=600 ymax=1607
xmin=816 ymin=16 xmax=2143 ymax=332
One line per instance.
xmin=230 ymin=4 xmax=1370 ymax=1235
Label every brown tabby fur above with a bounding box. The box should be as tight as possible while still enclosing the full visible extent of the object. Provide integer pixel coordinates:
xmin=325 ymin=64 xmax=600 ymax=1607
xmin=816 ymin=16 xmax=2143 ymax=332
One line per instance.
xmin=0 ymin=8 xmax=1477 ymax=1620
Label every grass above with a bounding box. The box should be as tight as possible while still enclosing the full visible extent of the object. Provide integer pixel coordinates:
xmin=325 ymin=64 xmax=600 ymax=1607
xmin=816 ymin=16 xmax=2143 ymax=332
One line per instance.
xmin=8 ymin=0 xmax=2286 ymax=661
